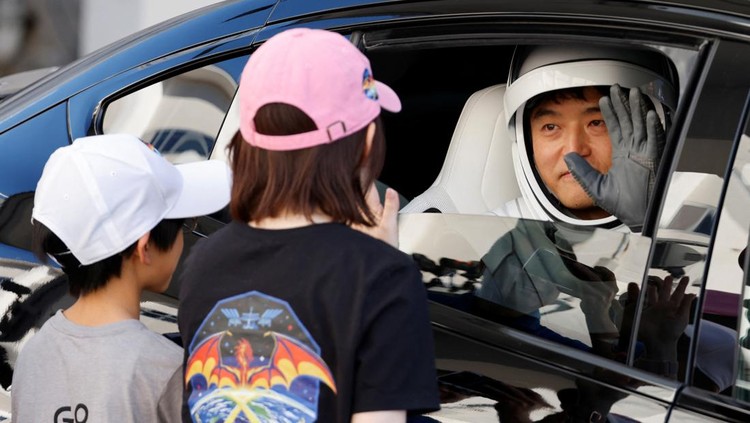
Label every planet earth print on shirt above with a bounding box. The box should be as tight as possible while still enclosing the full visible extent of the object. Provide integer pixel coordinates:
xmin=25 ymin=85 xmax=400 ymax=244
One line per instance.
xmin=185 ymin=291 xmax=337 ymax=422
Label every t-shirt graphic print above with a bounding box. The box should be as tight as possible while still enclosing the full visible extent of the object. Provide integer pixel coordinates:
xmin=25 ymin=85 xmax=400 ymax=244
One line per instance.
xmin=185 ymin=291 xmax=337 ymax=422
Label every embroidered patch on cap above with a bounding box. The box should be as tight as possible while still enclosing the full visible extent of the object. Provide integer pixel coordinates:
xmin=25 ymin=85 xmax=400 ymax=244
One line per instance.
xmin=362 ymin=69 xmax=379 ymax=101
xmin=143 ymin=142 xmax=161 ymax=156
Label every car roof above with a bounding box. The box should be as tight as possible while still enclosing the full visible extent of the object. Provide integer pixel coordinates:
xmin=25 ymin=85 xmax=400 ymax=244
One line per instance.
xmin=2 ymin=0 xmax=750 ymax=135
xmin=266 ymin=0 xmax=750 ymax=23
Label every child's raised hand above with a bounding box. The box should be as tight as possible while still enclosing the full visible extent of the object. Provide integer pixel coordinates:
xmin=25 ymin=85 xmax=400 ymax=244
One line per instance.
xmin=352 ymin=185 xmax=400 ymax=248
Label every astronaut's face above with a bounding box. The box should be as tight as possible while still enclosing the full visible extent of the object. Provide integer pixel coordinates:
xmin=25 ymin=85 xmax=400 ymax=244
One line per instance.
xmin=529 ymin=87 xmax=613 ymax=220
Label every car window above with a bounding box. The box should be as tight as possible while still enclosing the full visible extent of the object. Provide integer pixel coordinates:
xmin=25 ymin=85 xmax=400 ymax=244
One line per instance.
xmin=647 ymin=50 xmax=750 ymax=396
xmin=102 ymin=55 xmax=248 ymax=164
xmin=721 ymin=116 xmax=750 ymax=401
xmin=399 ymin=213 xmax=652 ymax=359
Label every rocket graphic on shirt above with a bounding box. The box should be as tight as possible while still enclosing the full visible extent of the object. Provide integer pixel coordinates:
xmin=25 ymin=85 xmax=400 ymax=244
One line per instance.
xmin=185 ymin=291 xmax=336 ymax=422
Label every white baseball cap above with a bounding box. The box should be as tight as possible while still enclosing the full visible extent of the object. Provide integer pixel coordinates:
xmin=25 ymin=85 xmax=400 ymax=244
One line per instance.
xmin=32 ymin=134 xmax=232 ymax=265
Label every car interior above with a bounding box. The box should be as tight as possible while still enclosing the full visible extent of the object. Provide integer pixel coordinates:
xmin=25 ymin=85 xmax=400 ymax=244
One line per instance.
xmin=398 ymin=83 xmax=520 ymax=214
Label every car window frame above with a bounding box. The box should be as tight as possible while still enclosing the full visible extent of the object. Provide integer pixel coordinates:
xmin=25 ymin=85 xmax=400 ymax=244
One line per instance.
xmin=665 ymin=38 xmax=750 ymax=420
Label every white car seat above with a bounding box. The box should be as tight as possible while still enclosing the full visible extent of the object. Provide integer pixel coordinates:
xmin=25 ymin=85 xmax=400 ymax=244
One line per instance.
xmin=401 ymin=84 xmax=520 ymax=214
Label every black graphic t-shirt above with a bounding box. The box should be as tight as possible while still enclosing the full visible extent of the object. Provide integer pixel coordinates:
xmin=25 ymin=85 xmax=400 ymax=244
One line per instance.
xmin=178 ymin=221 xmax=439 ymax=422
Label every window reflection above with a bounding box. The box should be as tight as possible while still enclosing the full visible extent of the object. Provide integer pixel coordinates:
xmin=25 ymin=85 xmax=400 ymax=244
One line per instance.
xmin=657 ymin=135 xmax=748 ymax=396
xmin=399 ymin=214 xmax=651 ymax=356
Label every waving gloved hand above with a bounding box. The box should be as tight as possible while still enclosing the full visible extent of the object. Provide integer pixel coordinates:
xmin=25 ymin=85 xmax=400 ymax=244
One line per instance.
xmin=564 ymin=84 xmax=665 ymax=231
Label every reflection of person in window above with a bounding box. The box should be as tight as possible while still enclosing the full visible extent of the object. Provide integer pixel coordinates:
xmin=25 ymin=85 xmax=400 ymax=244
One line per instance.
xmin=475 ymin=218 xmax=622 ymax=354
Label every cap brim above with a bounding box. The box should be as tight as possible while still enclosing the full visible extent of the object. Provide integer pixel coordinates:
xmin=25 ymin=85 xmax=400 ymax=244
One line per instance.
xmin=375 ymin=80 xmax=401 ymax=113
xmin=167 ymin=160 xmax=232 ymax=218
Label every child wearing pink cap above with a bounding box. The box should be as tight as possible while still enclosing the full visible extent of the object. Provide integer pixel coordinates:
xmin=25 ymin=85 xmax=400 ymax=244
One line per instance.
xmin=178 ymin=28 xmax=440 ymax=422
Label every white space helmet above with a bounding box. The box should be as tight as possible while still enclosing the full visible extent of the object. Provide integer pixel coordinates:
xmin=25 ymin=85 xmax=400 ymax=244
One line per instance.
xmin=505 ymin=44 xmax=678 ymax=227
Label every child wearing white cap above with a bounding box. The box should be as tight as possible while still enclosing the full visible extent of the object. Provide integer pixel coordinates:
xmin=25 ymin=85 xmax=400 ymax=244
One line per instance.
xmin=178 ymin=28 xmax=439 ymax=422
xmin=11 ymin=134 xmax=231 ymax=423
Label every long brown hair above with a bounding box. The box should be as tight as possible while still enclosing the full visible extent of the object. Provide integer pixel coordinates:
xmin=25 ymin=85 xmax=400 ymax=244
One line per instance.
xmin=229 ymin=103 xmax=386 ymax=226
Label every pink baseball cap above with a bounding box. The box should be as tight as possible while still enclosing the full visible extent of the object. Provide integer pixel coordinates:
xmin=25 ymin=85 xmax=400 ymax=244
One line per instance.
xmin=239 ymin=28 xmax=401 ymax=151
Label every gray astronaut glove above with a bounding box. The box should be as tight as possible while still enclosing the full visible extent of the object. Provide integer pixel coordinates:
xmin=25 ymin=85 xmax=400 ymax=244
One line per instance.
xmin=564 ymin=84 xmax=665 ymax=231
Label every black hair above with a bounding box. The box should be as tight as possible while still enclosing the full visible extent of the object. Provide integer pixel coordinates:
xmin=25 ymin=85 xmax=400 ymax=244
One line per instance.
xmin=31 ymin=218 xmax=184 ymax=297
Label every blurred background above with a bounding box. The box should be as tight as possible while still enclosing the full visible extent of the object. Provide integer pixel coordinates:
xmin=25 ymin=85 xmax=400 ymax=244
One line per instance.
xmin=0 ymin=0 xmax=221 ymax=77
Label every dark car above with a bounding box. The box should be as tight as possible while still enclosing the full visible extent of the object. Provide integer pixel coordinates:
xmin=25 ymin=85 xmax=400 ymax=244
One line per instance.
xmin=2 ymin=0 xmax=750 ymax=421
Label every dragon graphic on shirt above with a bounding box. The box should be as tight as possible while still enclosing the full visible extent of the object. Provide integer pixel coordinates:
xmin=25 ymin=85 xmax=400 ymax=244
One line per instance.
xmin=186 ymin=291 xmax=337 ymax=422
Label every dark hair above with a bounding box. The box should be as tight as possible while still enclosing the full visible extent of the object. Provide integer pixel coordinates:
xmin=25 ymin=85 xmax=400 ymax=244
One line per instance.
xmin=32 ymin=218 xmax=184 ymax=297
xmin=229 ymin=103 xmax=386 ymax=226
xmin=525 ymin=86 xmax=609 ymax=117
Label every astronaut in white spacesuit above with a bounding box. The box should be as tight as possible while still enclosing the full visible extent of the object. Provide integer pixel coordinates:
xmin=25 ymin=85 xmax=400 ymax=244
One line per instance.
xmin=474 ymin=44 xmax=733 ymax=392
xmin=475 ymin=43 xmax=678 ymax=325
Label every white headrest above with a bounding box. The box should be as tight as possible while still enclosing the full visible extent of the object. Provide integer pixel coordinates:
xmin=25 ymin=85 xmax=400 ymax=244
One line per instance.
xmin=402 ymin=84 xmax=520 ymax=214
